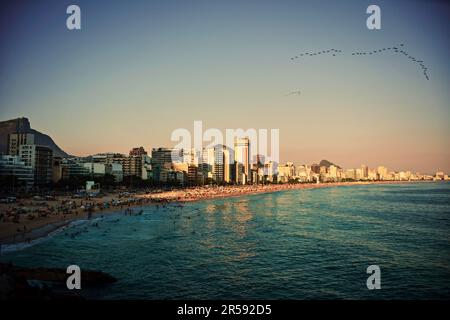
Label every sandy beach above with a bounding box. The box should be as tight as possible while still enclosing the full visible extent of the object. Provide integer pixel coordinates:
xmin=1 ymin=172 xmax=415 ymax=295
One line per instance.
xmin=0 ymin=181 xmax=427 ymax=246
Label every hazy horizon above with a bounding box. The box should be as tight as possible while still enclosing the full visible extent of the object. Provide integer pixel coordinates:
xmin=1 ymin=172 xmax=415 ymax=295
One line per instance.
xmin=1 ymin=0 xmax=449 ymax=173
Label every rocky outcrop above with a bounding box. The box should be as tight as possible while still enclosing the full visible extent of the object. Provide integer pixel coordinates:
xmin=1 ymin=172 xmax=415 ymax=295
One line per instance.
xmin=0 ymin=117 xmax=70 ymax=157
xmin=319 ymin=159 xmax=341 ymax=169
xmin=0 ymin=263 xmax=116 ymax=300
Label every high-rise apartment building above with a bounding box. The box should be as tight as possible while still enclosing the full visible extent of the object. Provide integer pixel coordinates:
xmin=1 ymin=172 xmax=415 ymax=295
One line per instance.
xmin=278 ymin=162 xmax=295 ymax=183
xmin=377 ymin=166 xmax=388 ymax=180
xmin=129 ymin=147 xmax=148 ymax=157
xmin=200 ymin=148 xmax=215 ymax=183
xmin=234 ymin=137 xmax=251 ymax=184
xmin=151 ymin=148 xmax=182 ymax=182
xmin=7 ymin=133 xmax=35 ymax=156
xmin=0 ymin=155 xmax=34 ymax=190
xmin=345 ymin=168 xmax=356 ymax=180
xmin=361 ymin=164 xmax=369 ymax=179
xmin=19 ymin=144 xmax=53 ymax=186
xmin=213 ymin=145 xmax=231 ymax=183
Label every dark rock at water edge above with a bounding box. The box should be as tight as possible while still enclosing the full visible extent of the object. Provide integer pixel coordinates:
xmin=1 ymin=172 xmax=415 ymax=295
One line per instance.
xmin=0 ymin=262 xmax=116 ymax=300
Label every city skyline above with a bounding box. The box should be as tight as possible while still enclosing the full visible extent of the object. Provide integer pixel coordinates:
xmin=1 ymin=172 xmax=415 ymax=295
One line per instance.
xmin=0 ymin=0 xmax=449 ymax=173
xmin=1 ymin=115 xmax=448 ymax=176
xmin=67 ymin=144 xmax=449 ymax=177
xmin=2 ymin=125 xmax=447 ymax=192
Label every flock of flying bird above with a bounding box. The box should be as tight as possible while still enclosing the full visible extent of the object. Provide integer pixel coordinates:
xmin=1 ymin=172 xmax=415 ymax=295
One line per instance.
xmin=285 ymin=90 xmax=301 ymax=96
xmin=290 ymin=44 xmax=430 ymax=80
xmin=290 ymin=48 xmax=344 ymax=58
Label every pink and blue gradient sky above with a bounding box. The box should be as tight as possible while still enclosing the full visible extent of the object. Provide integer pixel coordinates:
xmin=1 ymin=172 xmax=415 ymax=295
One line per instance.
xmin=0 ymin=0 xmax=449 ymax=173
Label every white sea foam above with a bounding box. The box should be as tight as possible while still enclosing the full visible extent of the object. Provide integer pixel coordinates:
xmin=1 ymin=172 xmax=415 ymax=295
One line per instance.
xmin=0 ymin=219 xmax=90 ymax=254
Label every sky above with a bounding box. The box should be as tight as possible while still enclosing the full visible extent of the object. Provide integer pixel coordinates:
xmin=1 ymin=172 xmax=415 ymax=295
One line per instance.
xmin=0 ymin=0 xmax=449 ymax=174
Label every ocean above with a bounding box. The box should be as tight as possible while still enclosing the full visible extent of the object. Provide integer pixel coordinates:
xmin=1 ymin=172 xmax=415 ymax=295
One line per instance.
xmin=1 ymin=182 xmax=449 ymax=299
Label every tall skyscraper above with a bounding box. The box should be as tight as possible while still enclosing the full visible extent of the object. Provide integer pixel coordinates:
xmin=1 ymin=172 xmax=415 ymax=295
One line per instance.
xmin=234 ymin=137 xmax=251 ymax=184
xmin=213 ymin=145 xmax=231 ymax=183
xmin=361 ymin=164 xmax=369 ymax=179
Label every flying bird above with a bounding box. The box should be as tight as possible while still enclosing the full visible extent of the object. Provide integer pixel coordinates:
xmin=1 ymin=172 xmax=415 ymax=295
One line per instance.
xmin=285 ymin=90 xmax=301 ymax=96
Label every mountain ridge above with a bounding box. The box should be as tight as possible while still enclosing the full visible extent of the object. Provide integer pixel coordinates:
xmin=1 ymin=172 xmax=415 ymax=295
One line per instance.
xmin=319 ymin=159 xmax=341 ymax=169
xmin=0 ymin=117 xmax=70 ymax=158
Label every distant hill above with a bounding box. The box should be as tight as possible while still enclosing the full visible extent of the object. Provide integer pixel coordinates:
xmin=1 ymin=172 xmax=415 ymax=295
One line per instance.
xmin=0 ymin=117 xmax=70 ymax=157
xmin=319 ymin=159 xmax=341 ymax=169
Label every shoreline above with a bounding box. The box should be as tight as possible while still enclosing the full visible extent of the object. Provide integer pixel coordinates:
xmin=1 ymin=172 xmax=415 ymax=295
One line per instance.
xmin=0 ymin=180 xmax=439 ymax=248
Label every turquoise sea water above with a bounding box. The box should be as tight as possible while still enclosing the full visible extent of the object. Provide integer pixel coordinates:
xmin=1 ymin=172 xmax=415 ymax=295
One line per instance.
xmin=1 ymin=182 xmax=450 ymax=299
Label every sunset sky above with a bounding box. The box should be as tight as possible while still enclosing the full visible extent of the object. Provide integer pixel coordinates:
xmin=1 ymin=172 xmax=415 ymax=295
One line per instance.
xmin=0 ymin=0 xmax=449 ymax=173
